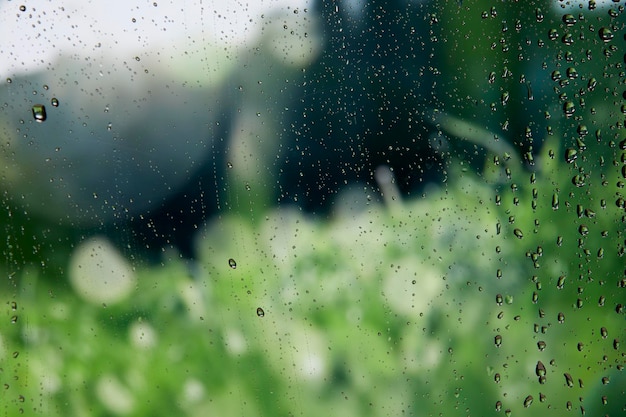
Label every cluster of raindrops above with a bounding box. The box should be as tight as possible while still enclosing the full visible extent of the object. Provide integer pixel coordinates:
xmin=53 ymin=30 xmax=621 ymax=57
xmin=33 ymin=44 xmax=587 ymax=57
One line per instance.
xmin=486 ymin=2 xmax=625 ymax=415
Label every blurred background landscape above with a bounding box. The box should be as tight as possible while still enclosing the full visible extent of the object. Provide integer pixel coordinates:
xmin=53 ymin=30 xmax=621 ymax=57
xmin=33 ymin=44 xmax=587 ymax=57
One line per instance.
xmin=0 ymin=0 xmax=624 ymax=416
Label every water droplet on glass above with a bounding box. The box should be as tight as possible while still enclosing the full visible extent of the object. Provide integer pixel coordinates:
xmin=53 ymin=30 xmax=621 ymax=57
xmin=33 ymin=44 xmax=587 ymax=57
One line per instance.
xmin=10 ymin=315 xmax=18 ymax=324
xmin=600 ymin=327 xmax=608 ymax=338
xmin=32 ymin=104 xmax=47 ymax=122
xmin=548 ymin=28 xmax=559 ymax=41
xmin=551 ymin=193 xmax=560 ymax=210
xmin=19 ymin=5 xmax=26 ymax=12
xmin=51 ymin=97 xmax=59 ymax=107
xmin=495 ymin=401 xmax=502 ymax=411
xmin=256 ymin=307 xmax=265 ymax=317
xmin=563 ymin=101 xmax=575 ymax=117
xmin=558 ymin=312 xmax=565 ymax=323
xmin=564 ymin=148 xmax=577 ymax=164
xmin=10 ymin=301 xmax=17 ymax=310
xmin=598 ymin=27 xmax=613 ymax=42
xmin=572 ymin=175 xmax=585 ymax=187
xmin=523 ymin=395 xmax=533 ymax=408
xmin=228 ymin=258 xmax=237 ymax=269
xmin=496 ymin=294 xmax=503 ymax=306
xmin=562 ymin=14 xmax=576 ymax=26
xmin=535 ymin=8 xmax=544 ymax=22
xmin=556 ymin=275 xmax=566 ymax=289
xmin=537 ymin=340 xmax=546 ymax=351
xmin=536 ymin=361 xmax=546 ymax=377
xmin=494 ymin=373 xmax=501 ymax=383
xmin=564 ymin=372 xmax=574 ymax=387
xmin=494 ymin=334 xmax=502 ymax=347
xmin=513 ymin=228 xmax=523 ymax=239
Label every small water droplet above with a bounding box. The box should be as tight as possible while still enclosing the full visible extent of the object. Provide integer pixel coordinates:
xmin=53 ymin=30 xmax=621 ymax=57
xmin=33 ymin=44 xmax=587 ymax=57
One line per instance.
xmin=557 ymin=312 xmax=565 ymax=323
xmin=600 ymin=327 xmax=608 ymax=338
xmin=550 ymin=193 xmax=559 ymax=210
xmin=564 ymin=372 xmax=574 ymax=387
xmin=50 ymin=97 xmax=59 ymax=107
xmin=495 ymin=401 xmax=502 ymax=411
xmin=32 ymin=104 xmax=47 ymax=122
xmin=256 ymin=307 xmax=265 ymax=317
xmin=556 ymin=275 xmax=566 ymax=289
xmin=10 ymin=301 xmax=17 ymax=310
xmin=535 ymin=8 xmax=544 ymax=22
xmin=494 ymin=334 xmax=502 ymax=347
xmin=513 ymin=228 xmax=523 ymax=239
xmin=523 ymin=395 xmax=533 ymax=408
xmin=494 ymin=373 xmax=501 ymax=383
xmin=10 ymin=315 xmax=18 ymax=324
xmin=496 ymin=294 xmax=503 ymax=306
xmin=19 ymin=5 xmax=26 ymax=12
xmin=537 ymin=340 xmax=546 ymax=351
xmin=563 ymin=101 xmax=575 ymax=117
xmin=228 ymin=258 xmax=237 ymax=269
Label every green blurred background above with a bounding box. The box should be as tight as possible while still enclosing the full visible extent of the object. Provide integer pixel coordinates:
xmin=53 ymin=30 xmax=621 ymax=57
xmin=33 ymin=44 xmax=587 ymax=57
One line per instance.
xmin=1 ymin=0 xmax=624 ymax=416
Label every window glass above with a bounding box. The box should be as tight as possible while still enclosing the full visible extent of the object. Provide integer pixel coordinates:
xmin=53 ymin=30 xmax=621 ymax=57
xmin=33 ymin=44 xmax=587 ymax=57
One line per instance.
xmin=1 ymin=1 xmax=624 ymax=416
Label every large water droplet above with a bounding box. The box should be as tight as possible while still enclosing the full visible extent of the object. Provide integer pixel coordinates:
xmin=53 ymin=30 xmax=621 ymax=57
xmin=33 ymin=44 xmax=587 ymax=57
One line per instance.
xmin=523 ymin=395 xmax=533 ymax=408
xmin=564 ymin=148 xmax=577 ymax=163
xmin=562 ymin=14 xmax=576 ymax=26
xmin=32 ymin=104 xmax=47 ymax=122
xmin=598 ymin=27 xmax=613 ymax=42
xmin=536 ymin=361 xmax=546 ymax=377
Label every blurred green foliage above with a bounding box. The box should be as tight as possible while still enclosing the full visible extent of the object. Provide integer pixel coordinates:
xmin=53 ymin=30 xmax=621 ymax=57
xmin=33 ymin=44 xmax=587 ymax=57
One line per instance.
xmin=1 ymin=1 xmax=625 ymax=416
xmin=1 ymin=141 xmax=623 ymax=416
